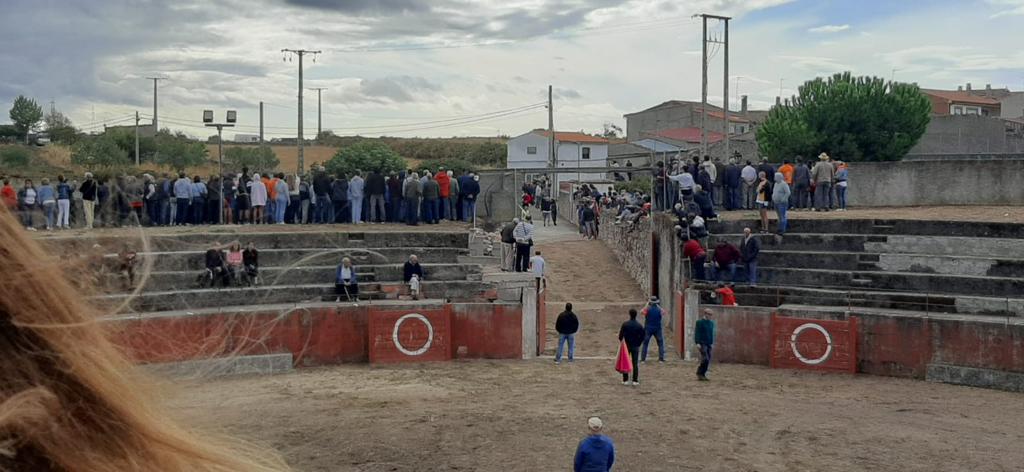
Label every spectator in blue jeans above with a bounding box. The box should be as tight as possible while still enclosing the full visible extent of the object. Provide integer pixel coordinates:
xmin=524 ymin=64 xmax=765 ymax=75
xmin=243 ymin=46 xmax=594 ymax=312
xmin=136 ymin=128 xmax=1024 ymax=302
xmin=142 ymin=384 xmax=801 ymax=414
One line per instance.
xmin=740 ymin=227 xmax=760 ymax=286
xmin=695 ymin=309 xmax=716 ymax=381
xmin=554 ymin=303 xmax=579 ymax=364
xmin=640 ymin=296 xmax=665 ymax=363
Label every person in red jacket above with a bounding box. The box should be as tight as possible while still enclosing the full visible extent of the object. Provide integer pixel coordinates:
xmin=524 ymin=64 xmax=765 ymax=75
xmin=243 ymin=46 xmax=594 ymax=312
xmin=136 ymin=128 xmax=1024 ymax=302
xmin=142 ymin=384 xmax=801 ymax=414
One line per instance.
xmin=711 ymin=239 xmax=741 ymax=283
xmin=1 ymin=178 xmax=17 ymax=210
xmin=434 ymin=167 xmax=451 ymax=220
xmin=714 ymin=282 xmax=737 ymax=306
xmin=683 ymin=237 xmax=707 ymax=281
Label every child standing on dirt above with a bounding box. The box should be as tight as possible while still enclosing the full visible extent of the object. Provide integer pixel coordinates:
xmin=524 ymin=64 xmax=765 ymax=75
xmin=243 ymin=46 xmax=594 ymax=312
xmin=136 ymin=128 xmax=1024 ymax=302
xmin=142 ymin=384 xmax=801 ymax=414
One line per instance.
xmin=695 ymin=309 xmax=716 ymax=381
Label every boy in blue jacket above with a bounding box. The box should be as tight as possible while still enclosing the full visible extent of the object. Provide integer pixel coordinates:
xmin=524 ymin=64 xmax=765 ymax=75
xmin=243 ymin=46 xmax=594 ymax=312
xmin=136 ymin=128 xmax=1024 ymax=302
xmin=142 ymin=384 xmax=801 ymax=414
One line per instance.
xmin=574 ymin=417 xmax=615 ymax=472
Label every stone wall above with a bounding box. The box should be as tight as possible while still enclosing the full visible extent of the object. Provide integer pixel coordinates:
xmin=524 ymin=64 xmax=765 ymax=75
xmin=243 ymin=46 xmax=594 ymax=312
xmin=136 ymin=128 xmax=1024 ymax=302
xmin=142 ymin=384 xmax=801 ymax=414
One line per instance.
xmin=598 ymin=212 xmax=652 ymax=294
xmin=848 ymin=158 xmax=1024 ymax=206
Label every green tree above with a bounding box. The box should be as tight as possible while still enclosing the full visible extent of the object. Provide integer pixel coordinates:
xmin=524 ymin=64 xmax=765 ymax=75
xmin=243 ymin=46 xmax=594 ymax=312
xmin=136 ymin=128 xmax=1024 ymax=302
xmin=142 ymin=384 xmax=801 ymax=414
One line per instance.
xmin=325 ymin=141 xmax=406 ymax=177
xmin=71 ymin=135 xmax=131 ymax=170
xmin=9 ymin=95 xmax=44 ymax=144
xmin=614 ymin=179 xmax=651 ymax=195
xmin=223 ymin=146 xmax=280 ymax=173
xmin=756 ymin=72 xmax=931 ymax=162
xmin=153 ymin=132 xmax=208 ymax=171
xmin=44 ymin=110 xmax=79 ymax=144
xmin=0 ymin=146 xmax=32 ymax=167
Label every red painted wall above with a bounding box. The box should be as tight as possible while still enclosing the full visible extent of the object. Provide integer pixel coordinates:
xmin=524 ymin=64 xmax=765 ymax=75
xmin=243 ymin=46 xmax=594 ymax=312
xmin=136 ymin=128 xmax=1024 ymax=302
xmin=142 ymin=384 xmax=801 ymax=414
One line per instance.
xmin=108 ymin=302 xmax=521 ymax=367
xmin=369 ymin=307 xmax=452 ymax=364
xmin=707 ymin=306 xmax=772 ymax=365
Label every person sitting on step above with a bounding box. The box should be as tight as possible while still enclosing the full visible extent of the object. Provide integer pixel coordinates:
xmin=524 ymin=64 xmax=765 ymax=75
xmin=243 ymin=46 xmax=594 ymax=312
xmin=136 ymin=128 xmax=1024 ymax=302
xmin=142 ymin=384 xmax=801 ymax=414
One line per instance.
xmin=242 ymin=241 xmax=259 ymax=286
xmin=335 ymin=256 xmax=359 ymax=302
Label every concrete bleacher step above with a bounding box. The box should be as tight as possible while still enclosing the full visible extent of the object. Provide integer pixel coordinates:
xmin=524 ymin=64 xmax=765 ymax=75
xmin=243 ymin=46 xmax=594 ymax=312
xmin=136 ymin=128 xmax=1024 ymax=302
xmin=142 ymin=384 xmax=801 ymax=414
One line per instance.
xmin=110 ymin=247 xmax=470 ymax=271
xmin=757 ymin=267 xmax=1024 ymax=298
xmin=754 ymin=250 xmax=1024 ymax=278
xmin=709 ymin=218 xmax=1024 ymax=239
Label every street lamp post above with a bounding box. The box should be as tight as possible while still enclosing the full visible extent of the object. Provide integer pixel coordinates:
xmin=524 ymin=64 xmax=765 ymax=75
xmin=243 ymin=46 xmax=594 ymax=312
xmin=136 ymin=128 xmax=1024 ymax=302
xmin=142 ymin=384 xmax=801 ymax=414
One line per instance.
xmin=204 ymin=109 xmax=236 ymax=225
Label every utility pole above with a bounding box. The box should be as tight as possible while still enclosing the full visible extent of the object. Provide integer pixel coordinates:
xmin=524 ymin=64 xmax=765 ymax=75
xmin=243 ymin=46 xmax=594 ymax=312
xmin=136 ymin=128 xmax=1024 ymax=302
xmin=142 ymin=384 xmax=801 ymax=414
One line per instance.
xmin=259 ymin=101 xmax=264 ymax=144
xmin=548 ymin=85 xmax=555 ymax=171
xmin=282 ymin=48 xmax=322 ymax=174
xmin=204 ymin=110 xmax=237 ymax=224
xmin=695 ymin=13 xmax=730 ymax=160
xmin=308 ymin=87 xmax=327 ymax=138
xmin=146 ymin=77 xmax=167 ymax=131
xmin=134 ymin=111 xmax=140 ymax=166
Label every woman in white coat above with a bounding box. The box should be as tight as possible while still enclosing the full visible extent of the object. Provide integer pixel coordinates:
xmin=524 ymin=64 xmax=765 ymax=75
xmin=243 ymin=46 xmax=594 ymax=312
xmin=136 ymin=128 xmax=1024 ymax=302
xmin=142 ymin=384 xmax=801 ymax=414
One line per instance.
xmin=249 ymin=172 xmax=268 ymax=224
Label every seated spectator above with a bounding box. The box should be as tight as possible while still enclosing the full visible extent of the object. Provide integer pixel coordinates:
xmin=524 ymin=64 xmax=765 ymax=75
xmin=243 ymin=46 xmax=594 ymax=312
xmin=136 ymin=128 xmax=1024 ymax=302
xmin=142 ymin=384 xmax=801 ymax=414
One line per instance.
xmin=693 ymin=185 xmax=718 ymax=221
xmin=711 ymin=239 xmax=740 ymax=283
xmin=683 ymin=237 xmax=707 ymax=281
xmin=203 ymin=245 xmax=230 ymax=287
xmin=335 ymin=257 xmax=358 ymax=302
xmin=688 ymin=213 xmax=708 ymax=240
xmin=409 ymin=274 xmax=421 ymax=300
xmin=117 ymin=244 xmax=137 ymax=289
xmin=714 ymin=282 xmax=737 ymax=306
xmin=225 ymin=242 xmax=244 ymax=284
xmin=242 ymin=241 xmax=259 ymax=286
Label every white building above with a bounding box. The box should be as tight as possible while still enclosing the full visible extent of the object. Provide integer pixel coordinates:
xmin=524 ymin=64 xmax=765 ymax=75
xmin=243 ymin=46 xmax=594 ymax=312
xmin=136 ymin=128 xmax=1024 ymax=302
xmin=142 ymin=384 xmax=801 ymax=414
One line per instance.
xmin=233 ymin=133 xmax=260 ymax=143
xmin=507 ymin=129 xmax=609 ymax=184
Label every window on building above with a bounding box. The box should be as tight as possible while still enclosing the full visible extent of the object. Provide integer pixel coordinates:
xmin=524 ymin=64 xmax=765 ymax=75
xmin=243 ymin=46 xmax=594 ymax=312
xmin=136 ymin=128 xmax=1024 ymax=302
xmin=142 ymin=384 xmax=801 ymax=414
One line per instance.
xmin=527 ymin=146 xmax=537 ymax=155
xmin=952 ymin=105 xmax=964 ymax=115
xmin=581 ymin=147 xmax=591 ymax=159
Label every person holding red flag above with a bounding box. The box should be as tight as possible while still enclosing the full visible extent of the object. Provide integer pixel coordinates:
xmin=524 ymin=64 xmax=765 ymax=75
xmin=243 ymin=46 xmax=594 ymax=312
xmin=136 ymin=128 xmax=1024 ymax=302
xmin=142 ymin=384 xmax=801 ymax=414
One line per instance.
xmin=617 ymin=309 xmax=645 ymax=386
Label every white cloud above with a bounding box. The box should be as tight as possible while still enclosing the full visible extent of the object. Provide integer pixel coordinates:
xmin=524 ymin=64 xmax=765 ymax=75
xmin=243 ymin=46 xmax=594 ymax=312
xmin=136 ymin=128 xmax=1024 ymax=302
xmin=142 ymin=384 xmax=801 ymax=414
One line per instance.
xmin=808 ymin=24 xmax=850 ymax=33
xmin=987 ymin=0 xmax=1024 ymax=17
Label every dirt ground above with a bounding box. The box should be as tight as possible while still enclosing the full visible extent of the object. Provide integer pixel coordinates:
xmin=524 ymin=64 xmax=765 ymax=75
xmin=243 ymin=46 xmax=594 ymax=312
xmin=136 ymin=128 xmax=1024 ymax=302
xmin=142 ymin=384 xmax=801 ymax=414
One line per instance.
xmin=161 ymin=221 xmax=1024 ymax=471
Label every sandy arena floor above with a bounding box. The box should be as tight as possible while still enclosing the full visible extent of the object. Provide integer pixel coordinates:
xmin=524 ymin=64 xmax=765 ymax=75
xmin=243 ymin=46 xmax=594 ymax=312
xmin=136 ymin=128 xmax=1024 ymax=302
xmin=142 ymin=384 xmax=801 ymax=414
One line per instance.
xmin=161 ymin=234 xmax=1024 ymax=471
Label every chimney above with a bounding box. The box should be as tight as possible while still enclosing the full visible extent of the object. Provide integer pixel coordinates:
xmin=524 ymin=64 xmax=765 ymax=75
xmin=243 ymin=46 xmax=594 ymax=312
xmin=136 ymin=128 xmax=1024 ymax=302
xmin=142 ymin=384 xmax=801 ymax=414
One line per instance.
xmin=986 ymin=84 xmax=992 ymax=97
xmin=741 ymin=95 xmax=748 ymax=114
xmin=966 ymin=82 xmax=972 ymax=91
xmin=957 ymin=85 xmax=963 ymax=91
xmin=775 ymin=96 xmax=781 ymax=106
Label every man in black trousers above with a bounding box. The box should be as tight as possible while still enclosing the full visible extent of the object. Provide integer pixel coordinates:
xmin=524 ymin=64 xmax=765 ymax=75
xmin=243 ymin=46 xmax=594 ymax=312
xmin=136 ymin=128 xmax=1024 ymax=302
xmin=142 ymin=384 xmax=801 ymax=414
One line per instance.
xmin=618 ymin=309 xmax=645 ymax=386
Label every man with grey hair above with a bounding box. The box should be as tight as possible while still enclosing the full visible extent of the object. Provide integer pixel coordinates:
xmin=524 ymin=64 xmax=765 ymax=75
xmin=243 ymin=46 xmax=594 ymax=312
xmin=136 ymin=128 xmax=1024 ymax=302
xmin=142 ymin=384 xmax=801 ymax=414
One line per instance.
xmin=499 ymin=217 xmax=518 ymax=271
xmin=574 ymin=417 xmax=615 ymax=472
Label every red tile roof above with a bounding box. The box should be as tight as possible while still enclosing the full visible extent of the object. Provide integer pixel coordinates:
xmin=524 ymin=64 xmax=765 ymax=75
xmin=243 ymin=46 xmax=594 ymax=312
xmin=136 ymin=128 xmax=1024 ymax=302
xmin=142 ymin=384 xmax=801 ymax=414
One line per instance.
xmin=921 ymin=89 xmax=1001 ymax=106
xmin=534 ymin=130 xmax=609 ymax=144
xmin=654 ymin=127 xmax=725 ymax=144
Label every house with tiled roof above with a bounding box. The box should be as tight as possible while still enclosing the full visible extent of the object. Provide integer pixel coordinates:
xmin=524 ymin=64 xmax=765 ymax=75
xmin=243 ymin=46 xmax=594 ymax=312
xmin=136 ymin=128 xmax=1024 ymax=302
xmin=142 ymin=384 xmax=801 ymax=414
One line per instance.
xmin=506 ymin=129 xmax=610 ymax=183
xmin=921 ymin=88 xmax=1001 ymax=116
xmin=623 ymin=96 xmax=764 ymax=141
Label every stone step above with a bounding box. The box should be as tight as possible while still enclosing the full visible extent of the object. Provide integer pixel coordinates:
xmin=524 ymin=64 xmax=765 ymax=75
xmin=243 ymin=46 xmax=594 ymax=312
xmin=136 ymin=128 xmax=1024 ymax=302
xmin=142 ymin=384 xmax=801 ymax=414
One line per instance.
xmin=755 ymin=267 xmax=1024 ymax=298
xmin=754 ymin=250 xmax=1024 ymax=278
xmin=105 ymin=247 xmax=470 ymax=271
xmin=708 ymin=218 xmax=1024 ymax=239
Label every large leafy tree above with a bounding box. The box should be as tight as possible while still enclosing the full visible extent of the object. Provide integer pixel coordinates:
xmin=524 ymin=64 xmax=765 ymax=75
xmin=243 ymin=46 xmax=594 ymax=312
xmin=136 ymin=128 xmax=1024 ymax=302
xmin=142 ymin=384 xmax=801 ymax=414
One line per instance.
xmin=757 ymin=72 xmax=931 ymax=162
xmin=325 ymin=141 xmax=406 ymax=177
xmin=223 ymin=146 xmax=280 ymax=173
xmin=9 ymin=95 xmax=44 ymax=144
xmin=71 ymin=135 xmax=131 ymax=170
xmin=44 ymin=110 xmax=79 ymax=144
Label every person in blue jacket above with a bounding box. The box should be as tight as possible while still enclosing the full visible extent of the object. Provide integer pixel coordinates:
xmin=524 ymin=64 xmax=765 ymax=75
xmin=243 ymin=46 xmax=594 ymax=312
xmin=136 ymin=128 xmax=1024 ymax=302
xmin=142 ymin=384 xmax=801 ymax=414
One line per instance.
xmin=640 ymin=297 xmax=665 ymax=363
xmin=574 ymin=417 xmax=615 ymax=472
xmin=695 ymin=309 xmax=717 ymax=381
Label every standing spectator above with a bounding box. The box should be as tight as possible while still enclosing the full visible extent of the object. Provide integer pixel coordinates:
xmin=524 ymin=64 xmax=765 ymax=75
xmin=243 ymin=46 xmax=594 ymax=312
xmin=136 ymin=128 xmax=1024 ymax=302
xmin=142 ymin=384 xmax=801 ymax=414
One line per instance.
xmin=461 ymin=173 xmax=480 ymax=222
xmin=173 ymin=172 xmax=192 ymax=226
xmin=554 ymin=303 xmax=579 ymax=364
xmin=264 ymin=173 xmax=276 ymax=224
xmin=740 ymin=161 xmax=757 ymax=209
xmin=38 ymin=178 xmax=56 ymax=231
xmin=235 ymin=173 xmax=250 ymax=224
xmin=143 ymin=174 xmax=158 ymax=226
xmin=693 ymin=185 xmax=718 ymax=221
xmin=17 ymin=179 xmax=38 ymax=230
xmin=249 ymin=173 xmax=267 ymax=224
xmin=695 ymin=309 xmax=716 ymax=381
xmin=349 ymin=171 xmax=365 ymax=224
xmin=434 ymin=167 xmax=451 ymax=220
xmin=654 ymin=161 xmax=667 ymax=210
xmin=711 ymin=239 xmax=740 ymax=283
xmin=829 ymin=157 xmax=839 ymax=210
xmin=574 ymin=417 xmax=615 ymax=472
xmin=530 ymin=250 xmax=546 ymax=290
xmin=156 ymin=173 xmax=171 ymax=225
xmin=422 ymin=173 xmax=440 ymax=224
xmin=331 ymin=173 xmax=348 ymax=223
xmin=312 ymin=167 xmax=331 ymax=224
xmin=835 ymin=161 xmax=849 ymax=211
xmin=2 ymin=178 xmax=17 ymax=214
xmin=403 ymin=172 xmax=421 ymax=225
xmin=79 ymin=172 xmax=98 ymax=229
xmin=581 ymin=202 xmax=597 ymax=240
xmin=285 ymin=174 xmax=300 ymax=223
xmin=741 ymin=227 xmax=761 ymax=286
xmin=755 ymin=172 xmax=771 ymax=233
xmin=273 ymin=173 xmax=289 ymax=224
xmin=640 ymin=297 xmax=665 ymax=363
xmin=723 ymin=158 xmax=741 ymax=210
xmin=296 ymin=176 xmax=311 ymax=223
xmin=772 ymin=172 xmax=791 ymax=235
xmin=701 ymin=155 xmax=717 ymax=205
xmin=387 ymin=174 xmax=403 ymax=222
xmin=447 ymin=170 xmax=459 ymax=223
xmin=618 ymin=309 xmax=644 ymax=385
xmin=366 ymin=169 xmax=387 ymax=223
xmin=778 ymin=159 xmax=794 ymax=206
xmin=683 ymin=237 xmax=707 ymax=281
xmin=512 ymin=215 xmax=535 ymax=272
xmin=696 ymin=164 xmax=713 ymax=208
xmin=500 ymin=218 xmax=517 ymax=271
xmin=191 ymin=176 xmax=207 ymax=225
xmin=335 ymin=257 xmax=359 ymax=302
xmin=811 ymin=153 xmax=833 ymax=212
xmin=756 ymin=158 xmax=775 ymax=182
xmin=56 ymin=175 xmax=71 ymax=229
xmin=540 ymin=196 xmax=554 ymax=226
xmin=792 ymin=158 xmax=811 ymax=210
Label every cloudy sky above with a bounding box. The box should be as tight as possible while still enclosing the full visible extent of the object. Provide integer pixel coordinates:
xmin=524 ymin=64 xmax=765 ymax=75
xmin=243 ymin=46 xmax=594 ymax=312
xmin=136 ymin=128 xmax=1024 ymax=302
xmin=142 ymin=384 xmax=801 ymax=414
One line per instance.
xmin=2 ymin=0 xmax=1023 ymax=140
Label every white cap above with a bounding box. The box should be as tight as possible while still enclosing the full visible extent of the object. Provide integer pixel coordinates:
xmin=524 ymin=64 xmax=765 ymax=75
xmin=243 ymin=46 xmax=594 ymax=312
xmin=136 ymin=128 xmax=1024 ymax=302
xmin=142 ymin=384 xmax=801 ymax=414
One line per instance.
xmin=587 ymin=417 xmax=603 ymax=431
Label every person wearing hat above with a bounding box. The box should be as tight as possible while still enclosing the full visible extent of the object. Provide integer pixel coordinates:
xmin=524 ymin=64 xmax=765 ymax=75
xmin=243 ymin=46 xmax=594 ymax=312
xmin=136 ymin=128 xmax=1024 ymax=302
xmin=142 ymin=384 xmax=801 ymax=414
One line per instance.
xmin=811 ymin=152 xmax=833 ymax=212
xmin=574 ymin=416 xmax=615 ymax=472
xmin=640 ymin=296 xmax=665 ymax=363
xmin=695 ymin=309 xmax=717 ymax=381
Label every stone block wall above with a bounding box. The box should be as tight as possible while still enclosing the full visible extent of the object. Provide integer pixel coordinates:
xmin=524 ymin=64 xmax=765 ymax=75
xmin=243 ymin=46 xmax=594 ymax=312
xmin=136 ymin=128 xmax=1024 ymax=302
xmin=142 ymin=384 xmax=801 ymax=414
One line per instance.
xmin=598 ymin=212 xmax=652 ymax=294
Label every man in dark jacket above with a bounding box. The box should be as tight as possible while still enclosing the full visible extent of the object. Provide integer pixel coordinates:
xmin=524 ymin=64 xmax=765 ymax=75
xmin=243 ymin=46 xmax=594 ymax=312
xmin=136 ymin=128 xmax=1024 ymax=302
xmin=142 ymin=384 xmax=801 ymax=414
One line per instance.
xmin=618 ymin=309 xmax=645 ymax=385
xmin=331 ymin=174 xmax=348 ymax=224
xmin=555 ymin=303 xmax=580 ymax=364
xmin=740 ymin=227 xmax=761 ymax=286
xmin=792 ymin=158 xmax=811 ymax=210
xmin=711 ymin=239 xmax=741 ymax=283
xmin=574 ymin=417 xmax=615 ymax=472
xmin=723 ymin=159 xmax=742 ymax=211
xmin=461 ymin=173 xmax=480 ymax=222
xmin=204 ymin=246 xmax=230 ymax=287
xmin=695 ymin=309 xmax=716 ymax=381
xmin=499 ymin=218 xmax=517 ymax=271
xmin=365 ymin=169 xmax=387 ymax=223
xmin=313 ymin=168 xmax=333 ymax=223
xmin=421 ymin=174 xmax=440 ymax=224
xmin=640 ymin=297 xmax=665 ymax=363
xmin=402 ymin=254 xmax=424 ymax=282
xmin=387 ymin=174 xmax=402 ymax=222
xmin=756 ymin=158 xmax=775 ymax=182
xmin=79 ymin=172 xmax=98 ymax=229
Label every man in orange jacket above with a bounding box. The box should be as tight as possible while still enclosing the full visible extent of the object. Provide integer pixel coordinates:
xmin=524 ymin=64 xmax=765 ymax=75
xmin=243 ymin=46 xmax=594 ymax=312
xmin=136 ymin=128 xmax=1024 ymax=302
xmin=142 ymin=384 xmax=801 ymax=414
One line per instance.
xmin=434 ymin=167 xmax=451 ymax=220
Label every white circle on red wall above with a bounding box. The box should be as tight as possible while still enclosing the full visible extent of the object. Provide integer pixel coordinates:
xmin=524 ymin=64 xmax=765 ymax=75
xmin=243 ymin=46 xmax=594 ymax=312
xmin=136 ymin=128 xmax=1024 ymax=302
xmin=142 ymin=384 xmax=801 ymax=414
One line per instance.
xmin=789 ymin=322 xmax=833 ymax=365
xmin=392 ymin=313 xmax=434 ymax=356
